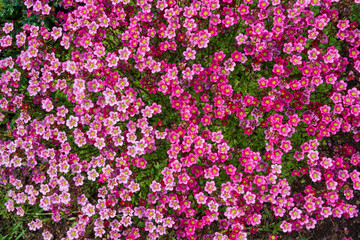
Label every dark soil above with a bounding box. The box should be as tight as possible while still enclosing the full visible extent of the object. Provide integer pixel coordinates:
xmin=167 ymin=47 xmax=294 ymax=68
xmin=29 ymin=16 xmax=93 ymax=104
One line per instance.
xmin=277 ymin=214 xmax=360 ymax=240
xmin=43 ymin=218 xmax=70 ymax=240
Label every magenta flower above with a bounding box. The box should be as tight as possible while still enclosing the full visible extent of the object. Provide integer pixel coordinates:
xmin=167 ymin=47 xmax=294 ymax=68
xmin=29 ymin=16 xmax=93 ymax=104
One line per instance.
xmin=183 ymin=47 xmax=196 ymax=61
xmin=41 ymin=98 xmax=54 ymax=112
xmin=272 ymin=64 xmax=285 ymax=75
xmin=280 ymin=220 xmax=292 ymax=233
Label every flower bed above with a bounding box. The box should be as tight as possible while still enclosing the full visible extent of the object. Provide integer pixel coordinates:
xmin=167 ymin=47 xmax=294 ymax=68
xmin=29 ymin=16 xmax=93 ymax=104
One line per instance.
xmin=1 ymin=0 xmax=360 ymax=239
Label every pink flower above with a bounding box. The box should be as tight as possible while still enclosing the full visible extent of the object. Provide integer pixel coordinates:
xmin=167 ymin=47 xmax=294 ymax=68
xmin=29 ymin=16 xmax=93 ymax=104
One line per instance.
xmin=16 ymin=206 xmax=25 ymax=217
xmin=183 ymin=47 xmax=196 ymax=61
xmin=271 ymin=164 xmax=282 ymax=174
xmin=290 ymin=55 xmax=302 ymax=65
xmin=0 ymin=35 xmax=12 ymax=47
xmin=273 ymin=64 xmax=284 ymax=75
xmin=67 ymin=228 xmax=79 ymax=240
xmin=204 ymin=165 xmax=220 ymax=179
xmin=236 ymin=33 xmax=248 ymax=45
xmin=121 ymin=216 xmax=132 ymax=227
xmin=214 ymin=51 xmax=226 ymax=61
xmin=178 ymin=173 xmax=190 ymax=184
xmin=87 ymin=169 xmax=99 ymax=181
xmin=94 ymin=43 xmax=106 ymax=58
xmin=106 ymin=52 xmax=119 ymax=68
xmin=183 ymin=18 xmax=197 ymax=31
xmin=320 ymin=157 xmax=333 ymax=169
xmin=141 ymin=106 xmax=154 ymax=118
xmin=283 ymin=42 xmax=293 ymax=54
xmin=308 ymin=28 xmax=319 ymax=39
xmin=337 ymin=20 xmax=350 ymax=31
xmin=94 ymin=227 xmax=105 ymax=238
xmin=41 ymin=98 xmax=54 ymax=112
xmin=281 ymin=140 xmax=292 ymax=153
xmin=249 ymin=213 xmax=262 ymax=226
xmin=217 ymin=142 xmax=229 ymax=154
xmin=204 ymin=181 xmax=217 ymax=194
xmin=222 ymin=15 xmax=235 ymax=28
xmin=16 ymin=31 xmax=26 ymax=47
xmin=33 ymin=0 xmax=42 ymax=12
xmin=201 ymin=115 xmax=211 ymax=126
xmin=169 ymin=160 xmax=182 ymax=173
xmin=51 ymin=27 xmax=62 ymax=41
xmin=73 ymin=174 xmax=84 ymax=186
xmin=257 ymin=77 xmax=268 ymax=88
xmin=289 ymin=207 xmax=302 ymax=220
xmin=288 ymin=114 xmax=300 ymax=127
xmin=304 ymin=201 xmax=316 ymax=213
xmin=94 ymin=138 xmax=105 ymax=150
xmin=3 ymin=22 xmax=14 ymax=34
xmin=338 ymin=170 xmax=349 ymax=181
xmin=42 ymin=4 xmax=51 ymax=15
xmin=66 ymin=115 xmax=79 ymax=129
xmin=308 ymin=48 xmax=320 ymax=60
xmin=280 ymin=220 xmax=292 ymax=233
xmin=5 ymin=199 xmax=14 ymax=212
xmin=211 ymin=131 xmax=223 ymax=143
xmin=244 ymin=192 xmax=256 ymax=205
xmin=42 ymin=231 xmax=53 ymax=240
xmin=273 ymin=206 xmax=286 ymax=217
xmin=207 ymin=200 xmax=219 ymax=212
xmin=224 ymin=206 xmax=239 ymax=219
xmin=145 ymin=221 xmax=156 ymax=233
xmin=305 ymin=218 xmax=317 ymax=230
xmin=194 ymin=192 xmax=207 ymax=205
xmin=199 ymin=7 xmax=211 ymax=19
xmin=118 ymin=47 xmax=131 ymax=61
xmin=28 ymin=220 xmax=37 ymax=231
xmin=307 ymin=150 xmax=319 ymax=161
xmin=309 ymin=169 xmax=321 ymax=182
xmin=84 ymin=59 xmax=98 ymax=72
xmin=150 ymin=180 xmax=162 ymax=192
xmin=320 ymin=207 xmax=332 ymax=218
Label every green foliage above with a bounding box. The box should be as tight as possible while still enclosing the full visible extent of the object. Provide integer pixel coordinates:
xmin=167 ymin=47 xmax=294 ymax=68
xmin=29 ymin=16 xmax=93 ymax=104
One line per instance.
xmin=0 ymin=191 xmax=32 ymax=239
xmin=0 ymin=0 xmax=23 ymax=22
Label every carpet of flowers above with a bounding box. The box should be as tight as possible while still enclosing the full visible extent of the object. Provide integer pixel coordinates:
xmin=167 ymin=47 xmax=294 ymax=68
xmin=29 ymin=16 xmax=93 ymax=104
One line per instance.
xmin=1 ymin=0 xmax=360 ymax=239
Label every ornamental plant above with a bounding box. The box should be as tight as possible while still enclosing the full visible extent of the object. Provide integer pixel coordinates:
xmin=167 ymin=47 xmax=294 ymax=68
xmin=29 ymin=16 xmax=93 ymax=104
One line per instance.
xmin=0 ymin=0 xmax=360 ymax=239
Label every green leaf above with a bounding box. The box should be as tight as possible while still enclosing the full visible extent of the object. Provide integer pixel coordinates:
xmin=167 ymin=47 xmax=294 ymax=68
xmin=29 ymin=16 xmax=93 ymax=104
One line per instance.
xmin=10 ymin=221 xmax=22 ymax=235
xmin=15 ymin=231 xmax=26 ymax=240
xmin=1 ymin=235 xmax=9 ymax=240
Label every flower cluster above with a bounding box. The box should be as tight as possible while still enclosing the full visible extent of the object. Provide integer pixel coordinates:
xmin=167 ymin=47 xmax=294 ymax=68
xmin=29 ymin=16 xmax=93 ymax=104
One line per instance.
xmin=1 ymin=0 xmax=360 ymax=239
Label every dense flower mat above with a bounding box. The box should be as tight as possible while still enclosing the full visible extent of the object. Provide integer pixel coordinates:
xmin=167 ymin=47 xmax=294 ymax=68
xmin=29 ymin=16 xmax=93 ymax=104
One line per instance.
xmin=1 ymin=0 xmax=360 ymax=239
